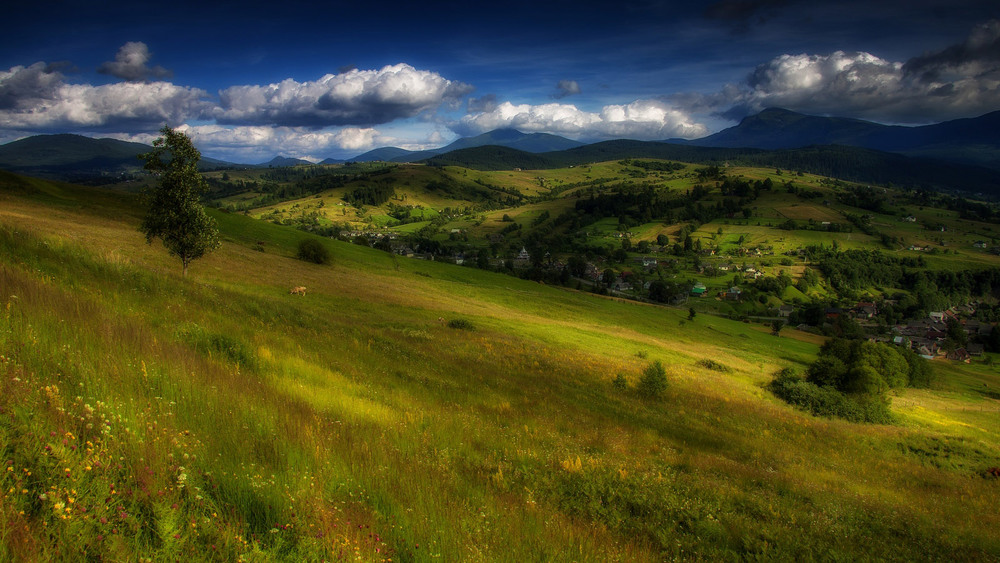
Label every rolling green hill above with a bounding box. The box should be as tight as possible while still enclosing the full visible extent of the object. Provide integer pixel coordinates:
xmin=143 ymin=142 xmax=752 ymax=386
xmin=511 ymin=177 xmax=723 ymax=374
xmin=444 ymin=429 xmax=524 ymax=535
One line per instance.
xmin=422 ymin=140 xmax=1000 ymax=195
xmin=2 ymin=171 xmax=1000 ymax=560
xmin=0 ymin=134 xmax=236 ymax=183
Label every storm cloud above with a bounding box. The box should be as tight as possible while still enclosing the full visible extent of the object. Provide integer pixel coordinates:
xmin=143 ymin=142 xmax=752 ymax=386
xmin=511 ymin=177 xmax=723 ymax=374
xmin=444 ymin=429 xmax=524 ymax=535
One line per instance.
xmin=903 ymin=19 xmax=1000 ymax=83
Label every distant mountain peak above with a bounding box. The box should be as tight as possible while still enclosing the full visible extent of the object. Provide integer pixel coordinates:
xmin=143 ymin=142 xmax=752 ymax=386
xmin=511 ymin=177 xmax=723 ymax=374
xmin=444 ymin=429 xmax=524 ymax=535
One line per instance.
xmin=259 ymin=156 xmax=314 ymax=167
xmin=344 ymin=128 xmax=582 ymax=163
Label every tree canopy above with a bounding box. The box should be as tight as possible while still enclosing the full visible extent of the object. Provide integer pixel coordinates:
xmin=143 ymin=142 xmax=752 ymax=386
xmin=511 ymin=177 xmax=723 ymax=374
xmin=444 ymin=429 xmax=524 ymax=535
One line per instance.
xmin=139 ymin=127 xmax=220 ymax=277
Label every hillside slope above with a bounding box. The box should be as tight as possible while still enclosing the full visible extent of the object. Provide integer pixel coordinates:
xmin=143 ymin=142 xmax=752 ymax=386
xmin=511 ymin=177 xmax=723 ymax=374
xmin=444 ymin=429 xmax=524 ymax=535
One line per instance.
xmin=422 ymin=141 xmax=1000 ymax=194
xmin=1 ymin=172 xmax=999 ymax=560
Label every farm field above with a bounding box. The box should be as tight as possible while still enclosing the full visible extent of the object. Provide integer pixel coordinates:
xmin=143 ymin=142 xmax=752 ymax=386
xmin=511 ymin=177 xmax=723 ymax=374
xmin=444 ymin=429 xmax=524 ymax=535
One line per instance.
xmin=2 ymin=171 xmax=1000 ymax=560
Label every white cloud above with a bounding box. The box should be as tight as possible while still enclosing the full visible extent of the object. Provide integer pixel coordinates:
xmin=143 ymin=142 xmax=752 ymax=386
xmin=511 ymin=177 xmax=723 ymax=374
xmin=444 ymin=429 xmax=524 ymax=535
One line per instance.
xmin=331 ymin=127 xmax=381 ymax=151
xmin=172 ymin=124 xmax=423 ymax=162
xmin=97 ymin=42 xmax=172 ymax=82
xmin=0 ymin=63 xmax=209 ymax=130
xmin=216 ymin=63 xmax=474 ymax=127
xmin=455 ymin=100 xmax=707 ymax=140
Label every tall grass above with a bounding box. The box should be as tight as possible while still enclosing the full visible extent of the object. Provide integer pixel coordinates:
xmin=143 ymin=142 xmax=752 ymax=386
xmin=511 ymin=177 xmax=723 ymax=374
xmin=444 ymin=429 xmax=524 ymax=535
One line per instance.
xmin=2 ymin=181 xmax=1000 ymax=560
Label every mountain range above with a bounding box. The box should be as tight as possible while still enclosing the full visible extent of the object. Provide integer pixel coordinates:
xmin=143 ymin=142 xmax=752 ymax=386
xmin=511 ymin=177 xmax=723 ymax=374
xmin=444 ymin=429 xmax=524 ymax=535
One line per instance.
xmin=1 ymin=109 xmax=999 ymax=192
xmin=682 ymin=108 xmax=1000 ymax=171
xmin=348 ymin=129 xmax=584 ymax=163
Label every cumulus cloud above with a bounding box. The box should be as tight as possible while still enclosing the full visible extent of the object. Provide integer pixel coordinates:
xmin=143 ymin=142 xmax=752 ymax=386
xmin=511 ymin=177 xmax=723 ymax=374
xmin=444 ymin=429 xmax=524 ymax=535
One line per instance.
xmin=0 ymin=62 xmax=64 ymax=110
xmin=553 ymin=80 xmax=581 ymax=99
xmin=97 ymin=42 xmax=172 ymax=82
xmin=215 ymin=63 xmax=474 ymax=127
xmin=170 ymin=123 xmax=422 ymax=162
xmin=675 ymin=22 xmax=1000 ymax=124
xmin=454 ymin=100 xmax=707 ymax=140
xmin=0 ymin=62 xmax=209 ymax=131
xmin=737 ymin=51 xmax=908 ymax=117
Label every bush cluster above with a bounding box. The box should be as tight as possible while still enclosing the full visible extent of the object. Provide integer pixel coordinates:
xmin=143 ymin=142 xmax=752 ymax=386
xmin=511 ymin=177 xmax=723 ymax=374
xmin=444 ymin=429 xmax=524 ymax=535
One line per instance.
xmin=297 ymin=238 xmax=330 ymax=264
xmin=770 ymin=339 xmax=932 ymax=424
xmin=769 ymin=370 xmax=893 ymax=424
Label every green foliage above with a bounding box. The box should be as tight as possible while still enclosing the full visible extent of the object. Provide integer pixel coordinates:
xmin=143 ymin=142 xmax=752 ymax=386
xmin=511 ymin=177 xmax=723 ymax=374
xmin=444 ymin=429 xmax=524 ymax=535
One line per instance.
xmin=139 ymin=126 xmax=220 ymax=276
xmin=809 ymin=339 xmax=924 ymax=393
xmin=780 ymin=339 xmax=933 ymax=424
xmin=296 ymin=238 xmax=330 ymax=264
xmin=769 ymin=370 xmax=894 ymax=424
xmin=637 ymin=360 xmax=668 ymax=398
xmin=343 ymin=181 xmax=394 ymax=206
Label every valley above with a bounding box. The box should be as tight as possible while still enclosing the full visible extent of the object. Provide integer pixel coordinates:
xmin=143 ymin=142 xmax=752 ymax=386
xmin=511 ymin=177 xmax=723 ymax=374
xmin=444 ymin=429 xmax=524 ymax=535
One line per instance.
xmin=3 ymin=139 xmax=1000 ymax=560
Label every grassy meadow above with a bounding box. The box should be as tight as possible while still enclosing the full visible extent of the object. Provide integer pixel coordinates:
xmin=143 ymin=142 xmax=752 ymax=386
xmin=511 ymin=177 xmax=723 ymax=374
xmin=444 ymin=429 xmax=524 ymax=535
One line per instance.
xmin=2 ymin=171 xmax=1000 ymax=561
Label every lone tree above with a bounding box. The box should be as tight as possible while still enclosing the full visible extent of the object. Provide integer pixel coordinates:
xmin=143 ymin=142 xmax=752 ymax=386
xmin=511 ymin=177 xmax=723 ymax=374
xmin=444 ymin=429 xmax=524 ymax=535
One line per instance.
xmin=638 ymin=360 xmax=668 ymax=398
xmin=139 ymin=126 xmax=220 ymax=277
xmin=771 ymin=319 xmax=784 ymax=336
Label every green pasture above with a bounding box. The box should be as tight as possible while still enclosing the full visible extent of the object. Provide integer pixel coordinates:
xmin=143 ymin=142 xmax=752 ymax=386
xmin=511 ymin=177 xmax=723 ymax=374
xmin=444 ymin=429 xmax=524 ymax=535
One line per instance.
xmin=3 ymin=170 xmax=1000 ymax=561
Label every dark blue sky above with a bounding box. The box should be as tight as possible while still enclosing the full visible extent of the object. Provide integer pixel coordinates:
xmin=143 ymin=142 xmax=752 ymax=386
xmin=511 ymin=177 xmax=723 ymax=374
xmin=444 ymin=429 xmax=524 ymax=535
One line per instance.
xmin=2 ymin=0 xmax=998 ymax=162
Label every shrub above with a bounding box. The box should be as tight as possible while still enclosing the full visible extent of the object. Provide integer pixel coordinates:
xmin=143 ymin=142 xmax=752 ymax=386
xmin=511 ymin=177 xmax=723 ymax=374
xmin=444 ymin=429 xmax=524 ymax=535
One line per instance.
xmin=297 ymin=238 xmax=330 ymax=264
xmin=637 ymin=360 xmax=668 ymax=398
xmin=447 ymin=318 xmax=475 ymax=330
xmin=696 ymin=359 xmax=731 ymax=373
xmin=612 ymin=373 xmax=628 ymax=390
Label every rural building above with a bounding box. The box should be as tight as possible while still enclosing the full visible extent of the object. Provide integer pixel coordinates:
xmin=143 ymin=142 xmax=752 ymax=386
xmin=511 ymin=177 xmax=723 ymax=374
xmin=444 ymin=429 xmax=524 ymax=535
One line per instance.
xmin=948 ymin=348 xmax=972 ymax=362
xmin=854 ymin=302 xmax=877 ymax=319
xmin=691 ymin=282 xmax=707 ymax=297
xmin=723 ymin=286 xmax=742 ymax=301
